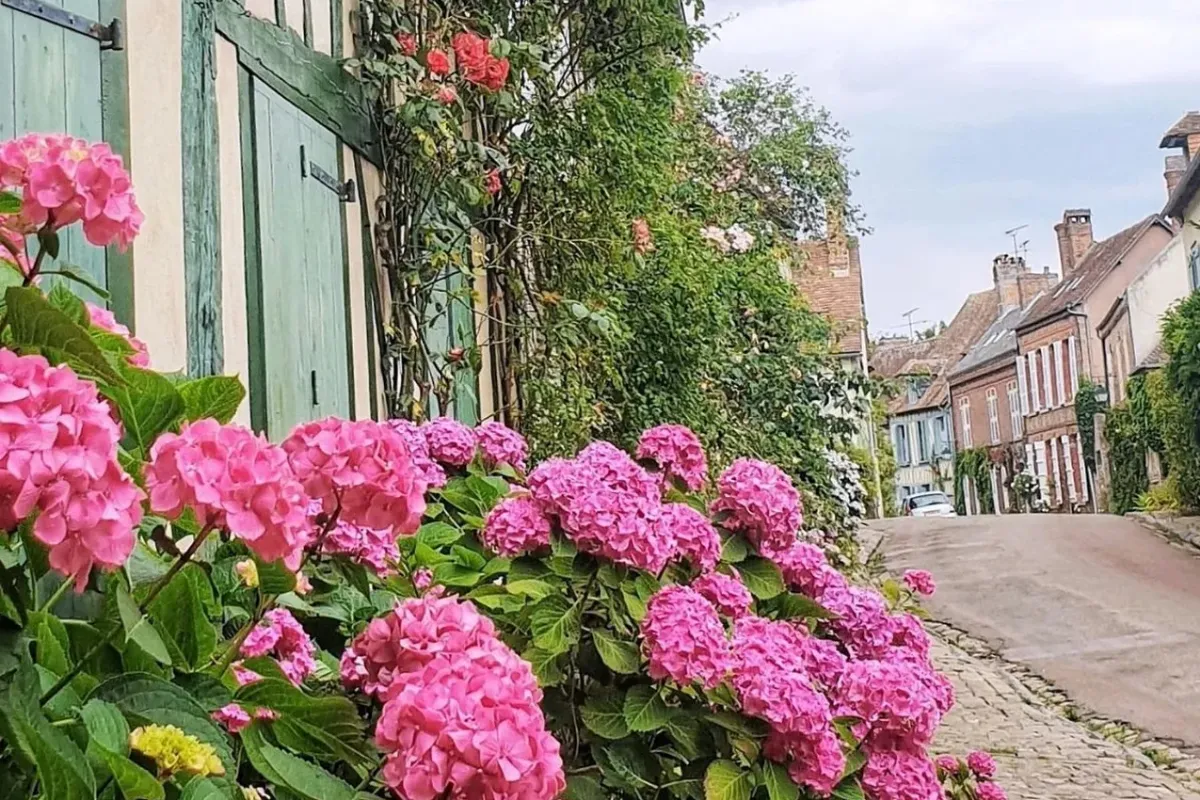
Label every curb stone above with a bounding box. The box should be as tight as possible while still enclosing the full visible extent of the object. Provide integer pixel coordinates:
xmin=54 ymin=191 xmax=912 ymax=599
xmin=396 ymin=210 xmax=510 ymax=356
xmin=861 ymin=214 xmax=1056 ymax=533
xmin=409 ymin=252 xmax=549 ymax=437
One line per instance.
xmin=1126 ymin=511 xmax=1200 ymax=555
xmin=927 ymin=618 xmax=1200 ymax=784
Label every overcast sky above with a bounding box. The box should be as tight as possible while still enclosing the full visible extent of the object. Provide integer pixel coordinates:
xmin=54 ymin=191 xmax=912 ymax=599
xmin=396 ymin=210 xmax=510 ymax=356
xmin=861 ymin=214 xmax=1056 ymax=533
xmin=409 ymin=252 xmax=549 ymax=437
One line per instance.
xmin=697 ymin=0 xmax=1200 ymax=337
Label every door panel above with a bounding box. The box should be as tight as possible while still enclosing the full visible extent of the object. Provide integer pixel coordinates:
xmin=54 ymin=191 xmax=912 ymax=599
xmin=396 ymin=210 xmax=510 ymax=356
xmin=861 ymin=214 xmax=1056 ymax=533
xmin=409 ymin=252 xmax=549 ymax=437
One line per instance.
xmin=251 ymin=80 xmax=350 ymax=438
xmin=0 ymin=0 xmax=107 ymax=298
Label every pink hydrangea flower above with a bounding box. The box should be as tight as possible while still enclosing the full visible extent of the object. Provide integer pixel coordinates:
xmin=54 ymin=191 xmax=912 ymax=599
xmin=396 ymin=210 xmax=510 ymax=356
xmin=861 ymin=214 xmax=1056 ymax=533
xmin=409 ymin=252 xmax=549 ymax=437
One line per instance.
xmin=770 ymin=541 xmax=842 ymax=599
xmin=966 ymin=750 xmax=997 ymax=779
xmin=86 ymin=302 xmax=150 ymax=367
xmin=934 ymin=754 xmax=960 ymax=774
xmin=692 ymin=572 xmax=752 ymax=618
xmin=344 ymin=592 xmax=564 ymax=800
xmin=386 ymin=418 xmax=447 ymax=489
xmin=821 ymin=583 xmax=896 ymax=660
xmin=891 ymin=612 xmax=933 ymax=662
xmin=731 ymin=616 xmax=845 ymax=794
xmin=860 ymin=746 xmax=944 ymax=800
xmin=377 ymin=651 xmax=564 ymax=800
xmin=341 ymin=592 xmax=516 ymax=701
xmin=0 ymin=134 xmax=142 ymax=249
xmin=0 ymin=219 xmax=30 ymax=275
xmin=476 ymin=421 xmax=528 ymax=472
xmin=976 ymin=782 xmax=1007 ymax=800
xmin=283 ymin=417 xmax=427 ymax=536
xmin=254 ymin=707 xmax=279 ymax=721
xmin=659 ymin=503 xmax=721 ymax=572
xmin=527 ymin=457 xmax=584 ymax=519
xmin=636 ymin=424 xmax=708 ymax=492
xmin=0 ymin=349 xmax=142 ymax=590
xmin=239 ymin=609 xmax=316 ymax=686
xmin=835 ymin=660 xmax=943 ymax=749
xmin=212 ymin=703 xmax=251 ymax=733
xmin=481 ymin=495 xmax=552 ymax=557
xmin=422 ymin=417 xmax=476 ymax=467
xmin=711 ymin=459 xmax=802 ymax=555
xmin=320 ymin=517 xmax=401 ymax=575
xmin=231 ymin=662 xmax=262 ymax=686
xmin=145 ymin=419 xmax=311 ymax=569
xmin=903 ymin=569 xmax=936 ymax=597
xmin=641 ymin=585 xmax=731 ymax=688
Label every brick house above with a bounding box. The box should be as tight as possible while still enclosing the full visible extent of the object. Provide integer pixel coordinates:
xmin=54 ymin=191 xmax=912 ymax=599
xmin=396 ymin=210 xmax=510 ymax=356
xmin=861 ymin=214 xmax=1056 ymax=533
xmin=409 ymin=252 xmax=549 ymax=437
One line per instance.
xmin=1014 ymin=209 xmax=1174 ymax=511
xmin=1163 ymin=112 xmax=1200 ymax=290
xmin=791 ymin=209 xmax=869 ymax=374
xmin=871 ymin=291 xmax=999 ymax=508
xmin=790 ymin=209 xmax=883 ymax=513
xmin=947 ymin=255 xmax=1056 ymax=513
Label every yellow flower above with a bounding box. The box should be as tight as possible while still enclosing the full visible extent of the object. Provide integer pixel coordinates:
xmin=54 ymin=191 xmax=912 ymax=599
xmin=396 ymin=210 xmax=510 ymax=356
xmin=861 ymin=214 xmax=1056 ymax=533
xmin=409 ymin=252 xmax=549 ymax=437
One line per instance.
xmin=235 ymin=559 xmax=259 ymax=589
xmin=129 ymin=724 xmax=225 ymax=778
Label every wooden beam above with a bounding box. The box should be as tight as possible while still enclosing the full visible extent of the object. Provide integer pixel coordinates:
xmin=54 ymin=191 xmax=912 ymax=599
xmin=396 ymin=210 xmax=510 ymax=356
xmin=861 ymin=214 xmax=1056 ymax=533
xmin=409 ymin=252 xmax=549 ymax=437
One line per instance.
xmin=182 ymin=0 xmax=224 ymax=376
xmin=99 ymin=0 xmax=135 ymax=327
xmin=214 ymin=0 xmax=379 ymax=163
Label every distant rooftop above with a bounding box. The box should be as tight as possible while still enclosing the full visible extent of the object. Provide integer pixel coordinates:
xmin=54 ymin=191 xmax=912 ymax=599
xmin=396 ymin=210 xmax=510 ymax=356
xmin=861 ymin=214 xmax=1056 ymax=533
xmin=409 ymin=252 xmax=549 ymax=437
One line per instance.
xmin=1160 ymin=112 xmax=1200 ymax=149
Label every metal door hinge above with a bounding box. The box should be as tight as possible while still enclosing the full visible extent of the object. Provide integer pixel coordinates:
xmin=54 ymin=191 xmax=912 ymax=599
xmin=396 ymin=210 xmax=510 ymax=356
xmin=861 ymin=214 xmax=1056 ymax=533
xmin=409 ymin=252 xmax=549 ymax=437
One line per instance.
xmin=300 ymin=145 xmax=355 ymax=203
xmin=1 ymin=0 xmax=123 ymax=50
xmin=310 ymin=370 xmax=319 ymax=406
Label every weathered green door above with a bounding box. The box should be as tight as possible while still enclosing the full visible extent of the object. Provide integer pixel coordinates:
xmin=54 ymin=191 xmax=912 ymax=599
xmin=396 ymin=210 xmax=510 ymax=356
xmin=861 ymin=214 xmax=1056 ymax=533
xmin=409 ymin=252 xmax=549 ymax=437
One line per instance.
xmin=248 ymin=79 xmax=351 ymax=438
xmin=0 ymin=0 xmax=108 ymax=298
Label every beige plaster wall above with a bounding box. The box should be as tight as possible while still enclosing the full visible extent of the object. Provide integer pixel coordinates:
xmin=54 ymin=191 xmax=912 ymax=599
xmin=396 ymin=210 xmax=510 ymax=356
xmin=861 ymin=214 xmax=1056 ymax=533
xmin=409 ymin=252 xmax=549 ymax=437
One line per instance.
xmin=126 ymin=0 xmax=187 ymax=372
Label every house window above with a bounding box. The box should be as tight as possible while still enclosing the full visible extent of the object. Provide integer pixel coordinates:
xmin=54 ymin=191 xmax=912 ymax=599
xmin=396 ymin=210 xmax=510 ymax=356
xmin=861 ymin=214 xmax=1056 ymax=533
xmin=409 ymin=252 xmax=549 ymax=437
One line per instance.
xmin=1006 ymin=381 xmax=1022 ymax=440
xmin=986 ymin=388 xmax=1000 ymax=444
xmin=917 ymin=419 xmax=930 ymax=463
xmin=958 ymin=398 xmax=972 ymax=448
xmin=893 ymin=424 xmax=910 ymax=466
xmin=933 ymin=415 xmax=950 ymax=456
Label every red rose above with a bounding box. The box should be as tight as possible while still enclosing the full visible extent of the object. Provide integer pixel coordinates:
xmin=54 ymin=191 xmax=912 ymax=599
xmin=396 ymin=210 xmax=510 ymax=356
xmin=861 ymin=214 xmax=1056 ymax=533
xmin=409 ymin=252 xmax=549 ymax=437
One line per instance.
xmin=396 ymin=32 xmax=418 ymax=57
xmin=484 ymin=169 xmax=502 ymax=197
xmin=426 ymin=49 xmax=451 ymax=77
xmin=452 ymin=31 xmax=489 ymax=73
xmin=480 ymin=57 xmax=510 ymax=92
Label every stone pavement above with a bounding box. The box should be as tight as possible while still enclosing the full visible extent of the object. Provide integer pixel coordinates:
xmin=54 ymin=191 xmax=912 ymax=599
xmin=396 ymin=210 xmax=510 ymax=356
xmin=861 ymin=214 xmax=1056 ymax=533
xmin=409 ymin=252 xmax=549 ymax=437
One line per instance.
xmin=931 ymin=632 xmax=1200 ymax=799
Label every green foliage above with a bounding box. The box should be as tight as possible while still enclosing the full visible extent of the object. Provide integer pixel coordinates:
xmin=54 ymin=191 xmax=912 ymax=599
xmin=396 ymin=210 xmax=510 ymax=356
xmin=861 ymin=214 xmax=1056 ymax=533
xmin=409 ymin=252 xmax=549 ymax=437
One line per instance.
xmin=1105 ymin=403 xmax=1149 ymax=514
xmin=1138 ymin=473 xmax=1182 ymax=514
xmin=953 ymin=448 xmax=994 ymax=516
xmin=1074 ymin=379 xmax=1099 ymax=475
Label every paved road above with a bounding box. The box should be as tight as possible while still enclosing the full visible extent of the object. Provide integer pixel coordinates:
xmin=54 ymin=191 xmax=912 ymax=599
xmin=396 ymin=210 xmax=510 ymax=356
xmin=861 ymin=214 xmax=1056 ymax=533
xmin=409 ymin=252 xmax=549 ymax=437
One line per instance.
xmin=873 ymin=513 xmax=1200 ymax=747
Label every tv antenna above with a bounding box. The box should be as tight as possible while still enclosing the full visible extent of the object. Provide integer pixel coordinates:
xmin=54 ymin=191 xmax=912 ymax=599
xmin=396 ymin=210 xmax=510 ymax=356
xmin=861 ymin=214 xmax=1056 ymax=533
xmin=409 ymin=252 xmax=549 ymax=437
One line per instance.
xmin=901 ymin=307 xmax=920 ymax=340
xmin=1004 ymin=225 xmax=1029 ymax=258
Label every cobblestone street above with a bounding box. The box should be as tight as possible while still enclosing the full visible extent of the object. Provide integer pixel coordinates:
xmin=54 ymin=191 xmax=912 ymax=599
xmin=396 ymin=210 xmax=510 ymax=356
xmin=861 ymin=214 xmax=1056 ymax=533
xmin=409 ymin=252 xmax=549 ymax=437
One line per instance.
xmin=932 ymin=634 xmax=1200 ymax=799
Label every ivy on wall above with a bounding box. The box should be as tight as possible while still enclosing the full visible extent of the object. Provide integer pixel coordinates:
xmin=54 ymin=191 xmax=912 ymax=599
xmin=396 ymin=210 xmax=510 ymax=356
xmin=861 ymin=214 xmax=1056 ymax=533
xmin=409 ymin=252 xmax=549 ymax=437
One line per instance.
xmin=1105 ymin=403 xmax=1149 ymax=514
xmin=953 ymin=447 xmax=994 ymax=516
xmin=1074 ymin=378 xmax=1099 ymax=475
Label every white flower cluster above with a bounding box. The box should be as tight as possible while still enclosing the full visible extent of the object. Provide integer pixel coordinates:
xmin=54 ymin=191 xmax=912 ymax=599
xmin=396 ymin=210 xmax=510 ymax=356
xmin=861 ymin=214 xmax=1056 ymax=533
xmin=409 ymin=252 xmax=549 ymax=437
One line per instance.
xmin=700 ymin=223 xmax=756 ymax=254
xmin=823 ymin=448 xmax=867 ymax=521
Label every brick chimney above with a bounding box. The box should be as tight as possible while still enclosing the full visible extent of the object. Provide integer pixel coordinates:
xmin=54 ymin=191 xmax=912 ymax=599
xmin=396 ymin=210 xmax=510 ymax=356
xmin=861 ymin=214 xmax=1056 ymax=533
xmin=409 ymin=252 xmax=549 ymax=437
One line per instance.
xmin=826 ymin=201 xmax=850 ymax=276
xmin=1054 ymin=209 xmax=1093 ymax=278
xmin=992 ymin=254 xmax=1028 ymax=310
xmin=1161 ymin=112 xmax=1200 ymax=160
xmin=1165 ymin=154 xmax=1188 ymax=199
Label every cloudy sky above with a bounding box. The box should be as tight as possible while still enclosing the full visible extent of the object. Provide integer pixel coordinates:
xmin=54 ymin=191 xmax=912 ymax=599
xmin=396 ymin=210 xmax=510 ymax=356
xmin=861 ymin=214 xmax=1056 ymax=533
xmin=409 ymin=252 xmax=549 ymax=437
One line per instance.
xmin=697 ymin=0 xmax=1200 ymax=337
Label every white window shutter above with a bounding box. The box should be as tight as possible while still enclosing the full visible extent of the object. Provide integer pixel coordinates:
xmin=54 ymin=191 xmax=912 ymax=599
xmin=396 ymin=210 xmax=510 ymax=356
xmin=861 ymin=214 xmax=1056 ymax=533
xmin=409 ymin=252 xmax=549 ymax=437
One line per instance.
xmin=1077 ymin=433 xmax=1089 ymax=502
xmin=1062 ymin=434 xmax=1077 ymax=501
xmin=1016 ymin=356 xmax=1029 ymax=416
xmin=1028 ymin=352 xmax=1042 ymax=413
xmin=1050 ymin=439 xmax=1063 ymax=503
xmin=1053 ymin=340 xmax=1066 ymax=407
xmin=1068 ymin=335 xmax=1079 ymax=392
xmin=1041 ymin=345 xmax=1054 ymax=408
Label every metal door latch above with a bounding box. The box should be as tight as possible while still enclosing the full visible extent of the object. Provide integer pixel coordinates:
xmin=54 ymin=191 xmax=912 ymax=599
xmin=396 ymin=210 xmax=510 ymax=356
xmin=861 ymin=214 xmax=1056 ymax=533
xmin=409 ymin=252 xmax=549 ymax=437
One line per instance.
xmin=1 ymin=0 xmax=124 ymax=51
xmin=310 ymin=370 xmax=319 ymax=406
xmin=300 ymin=145 xmax=356 ymax=203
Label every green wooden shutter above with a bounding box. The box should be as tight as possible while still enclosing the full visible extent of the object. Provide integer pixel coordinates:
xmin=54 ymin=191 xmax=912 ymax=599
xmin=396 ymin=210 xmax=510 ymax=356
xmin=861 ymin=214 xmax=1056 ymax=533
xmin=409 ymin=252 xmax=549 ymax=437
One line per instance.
xmin=0 ymin=0 xmax=107 ymax=300
xmin=249 ymin=79 xmax=351 ymax=437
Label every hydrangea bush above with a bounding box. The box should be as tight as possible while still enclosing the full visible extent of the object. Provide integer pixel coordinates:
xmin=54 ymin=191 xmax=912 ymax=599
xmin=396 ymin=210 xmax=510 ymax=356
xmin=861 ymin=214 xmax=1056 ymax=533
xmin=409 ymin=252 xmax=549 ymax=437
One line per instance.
xmin=0 ymin=137 xmax=1004 ymax=800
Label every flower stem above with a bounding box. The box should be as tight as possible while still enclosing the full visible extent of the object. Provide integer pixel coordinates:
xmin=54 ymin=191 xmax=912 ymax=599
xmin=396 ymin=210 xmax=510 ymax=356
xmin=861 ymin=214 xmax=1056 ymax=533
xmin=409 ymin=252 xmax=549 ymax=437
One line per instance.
xmin=39 ymin=525 xmax=215 ymax=706
xmin=213 ymin=593 xmax=273 ymax=678
xmin=36 ymin=576 xmax=74 ymax=615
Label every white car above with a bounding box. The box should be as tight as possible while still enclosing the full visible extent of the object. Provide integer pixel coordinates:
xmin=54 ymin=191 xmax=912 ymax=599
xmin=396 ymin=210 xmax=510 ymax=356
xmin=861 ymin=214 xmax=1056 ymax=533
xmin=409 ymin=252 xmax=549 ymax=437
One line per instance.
xmin=902 ymin=491 xmax=957 ymax=518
